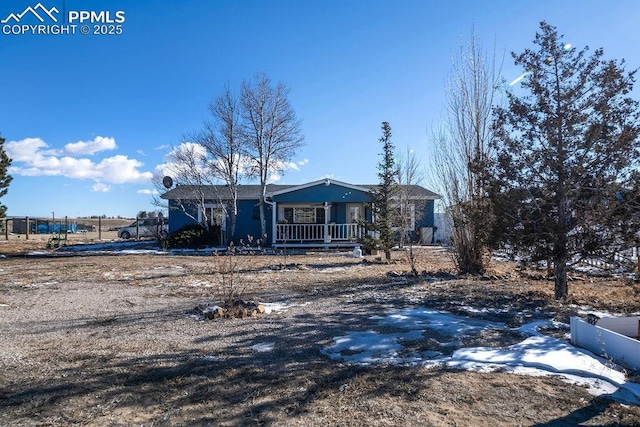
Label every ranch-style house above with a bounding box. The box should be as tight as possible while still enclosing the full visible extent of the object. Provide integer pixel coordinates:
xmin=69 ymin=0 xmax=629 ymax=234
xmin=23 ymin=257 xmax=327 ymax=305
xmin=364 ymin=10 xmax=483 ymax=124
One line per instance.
xmin=161 ymin=178 xmax=440 ymax=248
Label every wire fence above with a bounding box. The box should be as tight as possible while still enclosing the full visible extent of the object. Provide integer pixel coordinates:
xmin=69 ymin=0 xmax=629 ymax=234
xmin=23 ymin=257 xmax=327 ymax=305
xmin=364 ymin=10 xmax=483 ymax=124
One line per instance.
xmin=0 ymin=216 xmax=132 ymax=241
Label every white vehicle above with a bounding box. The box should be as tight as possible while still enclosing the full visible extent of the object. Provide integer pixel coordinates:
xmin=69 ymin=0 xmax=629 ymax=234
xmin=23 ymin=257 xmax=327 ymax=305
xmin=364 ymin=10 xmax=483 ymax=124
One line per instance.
xmin=118 ymin=218 xmax=168 ymax=240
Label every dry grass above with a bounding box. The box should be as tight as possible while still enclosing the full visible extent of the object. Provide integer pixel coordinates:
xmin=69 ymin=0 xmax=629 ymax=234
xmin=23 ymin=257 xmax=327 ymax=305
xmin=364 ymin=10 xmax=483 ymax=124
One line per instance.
xmin=1 ymin=242 xmax=640 ymax=426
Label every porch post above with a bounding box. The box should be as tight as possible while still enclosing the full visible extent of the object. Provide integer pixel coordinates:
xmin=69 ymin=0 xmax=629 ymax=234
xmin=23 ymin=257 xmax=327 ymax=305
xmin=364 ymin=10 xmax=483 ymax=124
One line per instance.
xmin=324 ymin=202 xmax=330 ymax=244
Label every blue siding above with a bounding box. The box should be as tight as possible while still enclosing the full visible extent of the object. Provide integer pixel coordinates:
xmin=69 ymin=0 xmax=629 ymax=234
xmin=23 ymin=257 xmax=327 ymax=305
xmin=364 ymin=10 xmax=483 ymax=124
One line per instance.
xmin=234 ymin=199 xmax=271 ymax=244
xmin=272 ymin=183 xmax=370 ymax=203
xmin=168 ymin=198 xmax=272 ymax=245
xmin=418 ymin=199 xmax=435 ymax=228
xmin=335 ymin=204 xmax=346 ymax=223
xmin=167 ymin=200 xmax=198 ymax=233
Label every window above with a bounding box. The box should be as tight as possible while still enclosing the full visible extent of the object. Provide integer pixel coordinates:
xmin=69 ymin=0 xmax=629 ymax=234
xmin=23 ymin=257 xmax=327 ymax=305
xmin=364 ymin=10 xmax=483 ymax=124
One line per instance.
xmin=211 ymin=207 xmax=224 ymax=227
xmin=201 ymin=204 xmax=226 ymax=228
xmin=283 ymin=208 xmax=294 ymax=223
xmin=347 ymin=204 xmax=362 ymax=223
xmin=391 ymin=202 xmax=415 ymax=230
xmin=295 ymin=207 xmax=315 ymax=223
xmin=281 ymin=206 xmax=325 ymax=224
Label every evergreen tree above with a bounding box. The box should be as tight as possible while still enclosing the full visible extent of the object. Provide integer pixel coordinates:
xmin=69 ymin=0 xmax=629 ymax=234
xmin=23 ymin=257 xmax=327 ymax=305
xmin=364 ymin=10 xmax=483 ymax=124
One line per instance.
xmin=362 ymin=122 xmax=398 ymax=261
xmin=491 ymin=22 xmax=640 ymax=300
xmin=0 ymin=134 xmax=12 ymax=218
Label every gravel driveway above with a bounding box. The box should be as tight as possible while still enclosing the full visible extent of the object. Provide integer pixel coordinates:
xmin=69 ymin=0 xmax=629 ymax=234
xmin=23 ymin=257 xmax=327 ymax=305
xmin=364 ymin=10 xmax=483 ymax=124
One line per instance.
xmin=1 ymin=248 xmax=640 ymax=426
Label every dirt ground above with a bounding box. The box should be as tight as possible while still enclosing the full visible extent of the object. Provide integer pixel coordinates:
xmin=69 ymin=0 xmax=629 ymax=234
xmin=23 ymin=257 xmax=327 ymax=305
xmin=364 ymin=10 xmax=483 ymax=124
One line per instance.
xmin=1 ymin=240 xmax=640 ymax=426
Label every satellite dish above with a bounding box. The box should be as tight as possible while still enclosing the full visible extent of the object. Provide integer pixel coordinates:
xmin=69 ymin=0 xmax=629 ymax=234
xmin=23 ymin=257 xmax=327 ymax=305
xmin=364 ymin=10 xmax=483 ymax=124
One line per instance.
xmin=162 ymin=176 xmax=174 ymax=189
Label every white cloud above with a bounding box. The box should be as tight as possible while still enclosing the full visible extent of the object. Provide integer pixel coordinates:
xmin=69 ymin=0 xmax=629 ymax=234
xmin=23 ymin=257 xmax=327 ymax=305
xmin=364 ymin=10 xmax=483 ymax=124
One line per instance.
xmin=5 ymin=137 xmax=49 ymax=161
xmin=62 ymin=136 xmax=117 ymax=156
xmin=94 ymin=155 xmax=152 ymax=184
xmin=137 ymin=189 xmax=159 ymax=195
xmin=5 ymin=136 xmax=153 ymax=185
xmin=266 ymin=159 xmax=303 ymax=183
xmin=267 ymin=172 xmax=282 ymax=183
xmin=91 ymin=183 xmax=111 ymax=192
xmin=155 ymin=142 xmax=208 ymax=180
xmin=155 ymin=142 xmax=307 ymax=185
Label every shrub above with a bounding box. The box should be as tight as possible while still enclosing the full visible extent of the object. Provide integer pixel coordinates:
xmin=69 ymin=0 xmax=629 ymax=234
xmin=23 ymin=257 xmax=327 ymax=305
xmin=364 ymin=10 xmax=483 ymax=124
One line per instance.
xmin=166 ymin=224 xmax=219 ymax=249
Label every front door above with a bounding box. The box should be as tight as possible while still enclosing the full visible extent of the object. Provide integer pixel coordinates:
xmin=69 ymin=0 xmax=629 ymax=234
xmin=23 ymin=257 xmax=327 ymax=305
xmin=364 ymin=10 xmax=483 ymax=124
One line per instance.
xmin=347 ymin=204 xmax=363 ymax=223
xmin=346 ymin=203 xmax=364 ymax=239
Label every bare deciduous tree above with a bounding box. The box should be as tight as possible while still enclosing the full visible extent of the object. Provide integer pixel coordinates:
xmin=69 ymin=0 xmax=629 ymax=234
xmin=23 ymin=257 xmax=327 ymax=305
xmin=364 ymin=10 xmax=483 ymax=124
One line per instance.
xmin=154 ymin=74 xmax=303 ymax=245
xmin=241 ymin=72 xmax=304 ymax=238
xmin=154 ymin=86 xmax=247 ymax=244
xmin=154 ymin=142 xmax=213 ymax=229
xmin=396 ymin=147 xmax=424 ymax=275
xmin=430 ymin=29 xmax=502 ymax=274
xmin=198 ymin=84 xmax=244 ymax=242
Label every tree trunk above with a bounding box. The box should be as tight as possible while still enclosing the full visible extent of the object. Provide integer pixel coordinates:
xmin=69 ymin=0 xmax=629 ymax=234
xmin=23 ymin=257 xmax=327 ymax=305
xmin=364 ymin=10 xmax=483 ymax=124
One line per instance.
xmin=554 ymin=202 xmax=569 ymax=300
xmin=230 ymin=206 xmax=237 ymax=244
xmin=258 ymin=196 xmax=266 ymax=241
xmin=554 ymin=254 xmax=568 ymax=300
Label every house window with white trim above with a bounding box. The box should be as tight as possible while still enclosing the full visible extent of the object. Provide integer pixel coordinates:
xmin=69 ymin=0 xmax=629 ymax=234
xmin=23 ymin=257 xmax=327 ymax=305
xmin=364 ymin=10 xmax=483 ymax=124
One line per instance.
xmin=392 ymin=202 xmax=415 ymax=231
xmin=201 ymin=204 xmax=227 ymax=228
xmin=347 ymin=204 xmax=363 ymax=223
xmin=295 ymin=207 xmax=315 ymax=223
xmin=281 ymin=206 xmax=325 ymax=224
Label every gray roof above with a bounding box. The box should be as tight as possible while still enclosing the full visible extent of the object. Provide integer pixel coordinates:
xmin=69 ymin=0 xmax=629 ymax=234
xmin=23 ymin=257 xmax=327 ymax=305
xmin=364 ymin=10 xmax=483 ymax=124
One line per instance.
xmin=161 ymin=182 xmax=440 ymax=200
xmin=357 ymin=184 xmax=440 ymax=199
xmin=161 ymin=184 xmax=293 ymax=200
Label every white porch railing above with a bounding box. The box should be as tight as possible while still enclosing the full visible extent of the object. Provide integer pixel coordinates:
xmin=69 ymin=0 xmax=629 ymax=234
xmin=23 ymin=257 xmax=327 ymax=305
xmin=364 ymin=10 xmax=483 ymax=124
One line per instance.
xmin=276 ymin=223 xmax=363 ymax=243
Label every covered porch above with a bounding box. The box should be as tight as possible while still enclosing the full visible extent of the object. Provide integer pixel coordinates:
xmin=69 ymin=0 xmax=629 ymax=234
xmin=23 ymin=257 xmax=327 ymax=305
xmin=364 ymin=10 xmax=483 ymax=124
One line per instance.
xmin=271 ymin=202 xmax=367 ymax=249
xmin=269 ymin=180 xmax=371 ymax=249
xmin=274 ymin=222 xmax=364 ymax=248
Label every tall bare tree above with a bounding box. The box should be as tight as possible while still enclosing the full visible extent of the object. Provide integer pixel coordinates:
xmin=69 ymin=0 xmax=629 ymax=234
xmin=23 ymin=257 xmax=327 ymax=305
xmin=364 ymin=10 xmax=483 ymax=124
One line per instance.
xmin=430 ymin=29 xmax=502 ymax=274
xmin=154 ymin=86 xmax=247 ymax=244
xmin=155 ymin=142 xmax=213 ymax=229
xmin=198 ymin=84 xmax=244 ymax=242
xmin=241 ymin=72 xmax=304 ymax=238
xmin=396 ymin=147 xmax=424 ymax=275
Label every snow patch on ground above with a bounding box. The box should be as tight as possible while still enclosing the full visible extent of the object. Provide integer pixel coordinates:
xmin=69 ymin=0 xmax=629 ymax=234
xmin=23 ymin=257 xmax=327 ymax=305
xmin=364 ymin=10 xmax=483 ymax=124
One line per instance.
xmin=252 ymin=342 xmax=276 ymax=352
xmin=259 ymin=302 xmax=291 ymax=314
xmin=322 ymin=308 xmax=640 ymax=406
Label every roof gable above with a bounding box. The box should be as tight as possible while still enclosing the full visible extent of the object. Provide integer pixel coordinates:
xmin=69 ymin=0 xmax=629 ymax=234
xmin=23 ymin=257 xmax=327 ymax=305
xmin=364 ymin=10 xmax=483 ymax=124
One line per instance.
xmin=269 ymin=178 xmax=369 ymax=196
xmin=271 ymin=179 xmax=372 ymax=203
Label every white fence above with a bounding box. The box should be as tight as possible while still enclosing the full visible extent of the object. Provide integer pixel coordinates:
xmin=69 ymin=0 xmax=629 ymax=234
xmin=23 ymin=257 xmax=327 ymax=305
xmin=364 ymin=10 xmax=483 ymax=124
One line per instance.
xmin=576 ymin=247 xmax=638 ymax=271
xmin=571 ymin=316 xmax=640 ymax=371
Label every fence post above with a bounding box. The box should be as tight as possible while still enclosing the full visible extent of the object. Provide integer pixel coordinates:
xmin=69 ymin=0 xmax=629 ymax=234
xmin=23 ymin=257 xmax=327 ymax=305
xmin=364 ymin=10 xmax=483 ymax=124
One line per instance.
xmin=136 ymin=217 xmax=140 ymax=240
xmin=25 ymin=216 xmax=29 ymax=240
xmin=4 ymin=218 xmax=8 ymax=240
xmin=98 ymin=217 xmax=102 ymax=240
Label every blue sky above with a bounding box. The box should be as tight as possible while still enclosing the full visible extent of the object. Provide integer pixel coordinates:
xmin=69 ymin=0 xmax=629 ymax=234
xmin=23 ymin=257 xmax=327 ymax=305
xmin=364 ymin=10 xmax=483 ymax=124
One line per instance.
xmin=1 ymin=0 xmax=639 ymax=218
